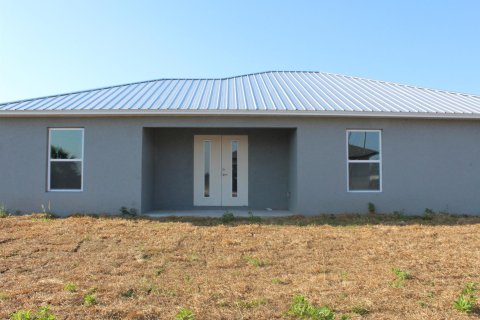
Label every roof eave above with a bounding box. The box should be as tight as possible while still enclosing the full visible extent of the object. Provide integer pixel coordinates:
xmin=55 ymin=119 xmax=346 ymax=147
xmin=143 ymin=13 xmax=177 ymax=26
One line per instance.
xmin=1 ymin=109 xmax=480 ymax=119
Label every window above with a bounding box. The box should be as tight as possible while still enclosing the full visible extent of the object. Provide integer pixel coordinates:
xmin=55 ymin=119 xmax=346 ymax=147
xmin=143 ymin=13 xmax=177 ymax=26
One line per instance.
xmin=48 ymin=128 xmax=84 ymax=191
xmin=347 ymin=130 xmax=381 ymax=192
xmin=203 ymin=140 xmax=211 ymax=197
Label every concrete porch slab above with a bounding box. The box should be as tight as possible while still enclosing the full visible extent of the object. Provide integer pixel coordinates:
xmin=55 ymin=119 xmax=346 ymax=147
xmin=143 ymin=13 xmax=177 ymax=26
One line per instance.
xmin=144 ymin=209 xmax=293 ymax=218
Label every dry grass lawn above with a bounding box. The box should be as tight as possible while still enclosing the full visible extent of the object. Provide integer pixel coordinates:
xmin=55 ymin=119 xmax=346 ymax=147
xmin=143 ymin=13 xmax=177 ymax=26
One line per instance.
xmin=1 ymin=213 xmax=479 ymax=319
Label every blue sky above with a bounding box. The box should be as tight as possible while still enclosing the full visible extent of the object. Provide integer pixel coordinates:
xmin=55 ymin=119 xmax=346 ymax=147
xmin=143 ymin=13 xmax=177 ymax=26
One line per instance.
xmin=1 ymin=1 xmax=479 ymax=103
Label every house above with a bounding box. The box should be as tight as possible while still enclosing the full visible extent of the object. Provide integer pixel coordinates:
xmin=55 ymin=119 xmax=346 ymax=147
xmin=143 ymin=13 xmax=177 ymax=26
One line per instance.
xmin=1 ymin=71 xmax=480 ymax=215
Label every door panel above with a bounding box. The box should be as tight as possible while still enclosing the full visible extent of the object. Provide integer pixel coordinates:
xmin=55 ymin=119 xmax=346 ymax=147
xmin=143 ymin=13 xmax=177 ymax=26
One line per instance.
xmin=193 ymin=135 xmax=248 ymax=206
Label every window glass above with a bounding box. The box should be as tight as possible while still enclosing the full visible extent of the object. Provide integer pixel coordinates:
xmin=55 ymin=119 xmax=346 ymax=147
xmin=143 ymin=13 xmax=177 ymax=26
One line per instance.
xmin=50 ymin=129 xmax=83 ymax=159
xmin=348 ymin=131 xmax=380 ymax=160
xmin=232 ymin=141 xmax=238 ymax=197
xmin=50 ymin=162 xmax=82 ymax=190
xmin=203 ymin=141 xmax=210 ymax=197
xmin=348 ymin=163 xmax=380 ymax=191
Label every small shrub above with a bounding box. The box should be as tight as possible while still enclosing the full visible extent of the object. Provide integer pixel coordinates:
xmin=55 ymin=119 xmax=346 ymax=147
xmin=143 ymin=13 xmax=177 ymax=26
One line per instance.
xmin=0 ymin=204 xmax=9 ymax=218
xmin=221 ymin=211 xmax=235 ymax=223
xmin=175 ymin=307 xmax=195 ymax=320
xmin=391 ymin=268 xmax=412 ymax=288
xmin=83 ymin=293 xmax=96 ymax=306
xmin=367 ymin=202 xmax=375 ymax=214
xmin=423 ymin=208 xmax=435 ymax=220
xmin=120 ymin=206 xmax=138 ymax=217
xmin=244 ymin=255 xmax=267 ymax=267
xmin=64 ymin=282 xmax=76 ymax=292
xmin=454 ymin=282 xmax=478 ymax=313
xmin=287 ymin=294 xmax=335 ymax=320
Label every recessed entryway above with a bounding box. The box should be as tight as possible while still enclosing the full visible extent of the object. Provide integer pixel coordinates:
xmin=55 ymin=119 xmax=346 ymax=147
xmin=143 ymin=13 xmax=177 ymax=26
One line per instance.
xmin=193 ymin=135 xmax=248 ymax=206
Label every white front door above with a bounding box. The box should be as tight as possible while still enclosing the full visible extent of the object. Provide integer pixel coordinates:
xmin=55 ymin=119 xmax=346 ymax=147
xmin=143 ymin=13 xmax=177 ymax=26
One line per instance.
xmin=194 ymin=135 xmax=248 ymax=206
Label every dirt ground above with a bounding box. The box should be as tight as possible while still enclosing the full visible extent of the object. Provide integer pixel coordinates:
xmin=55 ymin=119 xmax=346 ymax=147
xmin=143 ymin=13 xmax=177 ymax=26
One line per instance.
xmin=0 ymin=213 xmax=479 ymax=319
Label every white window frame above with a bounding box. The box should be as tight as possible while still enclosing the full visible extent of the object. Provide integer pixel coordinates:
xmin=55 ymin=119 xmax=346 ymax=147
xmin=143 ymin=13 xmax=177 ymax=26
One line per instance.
xmin=346 ymin=129 xmax=382 ymax=193
xmin=47 ymin=128 xmax=84 ymax=192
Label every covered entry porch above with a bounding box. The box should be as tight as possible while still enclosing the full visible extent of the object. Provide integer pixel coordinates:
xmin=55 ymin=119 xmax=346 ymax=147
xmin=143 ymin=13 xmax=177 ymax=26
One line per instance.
xmin=141 ymin=127 xmax=296 ymax=214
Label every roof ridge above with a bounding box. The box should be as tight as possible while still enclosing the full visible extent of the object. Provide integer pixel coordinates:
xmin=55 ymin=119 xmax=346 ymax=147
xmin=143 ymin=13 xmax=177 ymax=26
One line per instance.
xmin=1 ymin=70 xmax=479 ymax=107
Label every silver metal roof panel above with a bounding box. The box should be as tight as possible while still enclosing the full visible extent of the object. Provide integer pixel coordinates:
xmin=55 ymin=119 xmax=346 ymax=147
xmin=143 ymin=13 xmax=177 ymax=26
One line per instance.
xmin=1 ymin=71 xmax=480 ymax=118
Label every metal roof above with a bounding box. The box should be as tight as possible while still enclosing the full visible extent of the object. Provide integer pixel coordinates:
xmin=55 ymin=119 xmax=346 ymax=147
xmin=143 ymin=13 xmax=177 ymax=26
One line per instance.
xmin=1 ymin=71 xmax=480 ymax=118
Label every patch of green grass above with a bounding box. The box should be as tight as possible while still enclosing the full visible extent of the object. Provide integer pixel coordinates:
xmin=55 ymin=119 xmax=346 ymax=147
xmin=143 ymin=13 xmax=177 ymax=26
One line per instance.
xmin=175 ymin=307 xmax=194 ymax=320
xmin=10 ymin=306 xmax=56 ymax=320
xmin=64 ymin=282 xmax=76 ymax=292
xmin=236 ymin=298 xmax=267 ymax=309
xmin=391 ymin=268 xmax=412 ymax=288
xmin=287 ymin=294 xmax=335 ymax=320
xmin=244 ymin=255 xmax=267 ymax=267
xmin=454 ymin=282 xmax=478 ymax=313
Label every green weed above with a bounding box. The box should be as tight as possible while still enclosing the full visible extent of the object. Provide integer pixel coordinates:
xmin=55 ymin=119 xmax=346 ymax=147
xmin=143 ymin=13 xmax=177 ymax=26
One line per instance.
xmin=244 ymin=255 xmax=267 ymax=267
xmin=236 ymin=298 xmax=267 ymax=309
xmin=287 ymin=294 xmax=335 ymax=320
xmin=64 ymin=282 xmax=76 ymax=292
xmin=454 ymin=282 xmax=477 ymax=313
xmin=10 ymin=306 xmax=56 ymax=320
xmin=391 ymin=268 xmax=412 ymax=288
xmin=175 ymin=307 xmax=194 ymax=320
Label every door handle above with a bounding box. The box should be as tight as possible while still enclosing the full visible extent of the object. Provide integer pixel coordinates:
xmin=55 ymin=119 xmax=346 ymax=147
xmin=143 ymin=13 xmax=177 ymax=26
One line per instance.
xmin=222 ymin=173 xmax=228 ymax=176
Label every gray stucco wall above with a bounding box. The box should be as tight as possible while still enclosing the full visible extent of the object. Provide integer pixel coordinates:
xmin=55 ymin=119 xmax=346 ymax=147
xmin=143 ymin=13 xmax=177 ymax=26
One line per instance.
xmin=1 ymin=115 xmax=479 ymax=215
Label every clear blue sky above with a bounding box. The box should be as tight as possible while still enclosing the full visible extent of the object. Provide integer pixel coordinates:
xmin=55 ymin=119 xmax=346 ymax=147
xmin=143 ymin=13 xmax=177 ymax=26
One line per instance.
xmin=1 ymin=0 xmax=479 ymax=103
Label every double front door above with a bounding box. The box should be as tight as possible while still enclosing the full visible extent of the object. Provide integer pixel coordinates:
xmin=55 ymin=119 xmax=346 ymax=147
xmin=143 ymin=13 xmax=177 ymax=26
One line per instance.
xmin=193 ymin=135 xmax=248 ymax=206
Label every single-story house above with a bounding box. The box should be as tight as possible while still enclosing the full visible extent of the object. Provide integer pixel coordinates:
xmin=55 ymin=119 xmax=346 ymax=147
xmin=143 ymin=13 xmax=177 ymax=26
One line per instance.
xmin=1 ymin=71 xmax=480 ymax=216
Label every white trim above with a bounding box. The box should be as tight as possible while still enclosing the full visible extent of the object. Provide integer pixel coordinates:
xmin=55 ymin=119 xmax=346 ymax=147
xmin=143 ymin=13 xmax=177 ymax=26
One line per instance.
xmin=346 ymin=129 xmax=382 ymax=193
xmin=47 ymin=128 xmax=84 ymax=192
xmin=2 ymin=109 xmax=480 ymax=119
